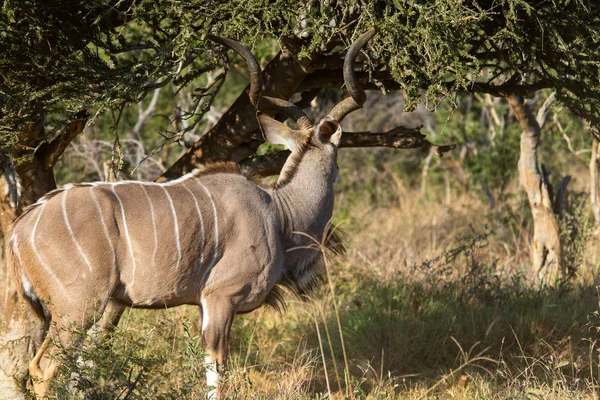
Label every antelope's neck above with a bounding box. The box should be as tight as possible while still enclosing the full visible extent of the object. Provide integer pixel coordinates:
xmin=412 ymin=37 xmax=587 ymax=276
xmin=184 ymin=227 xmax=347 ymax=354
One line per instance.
xmin=271 ymin=152 xmax=335 ymax=246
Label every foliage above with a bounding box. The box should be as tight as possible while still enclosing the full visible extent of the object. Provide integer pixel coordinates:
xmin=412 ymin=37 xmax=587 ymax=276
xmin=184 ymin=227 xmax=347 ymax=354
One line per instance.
xmin=2 ymin=0 xmax=600 ymax=156
xmin=46 ymin=317 xmax=209 ymax=399
xmin=559 ymin=191 xmax=595 ymax=280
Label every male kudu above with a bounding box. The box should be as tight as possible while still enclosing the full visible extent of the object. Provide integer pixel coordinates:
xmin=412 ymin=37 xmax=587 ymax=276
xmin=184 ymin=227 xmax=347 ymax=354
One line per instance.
xmin=7 ymin=27 xmax=377 ymax=398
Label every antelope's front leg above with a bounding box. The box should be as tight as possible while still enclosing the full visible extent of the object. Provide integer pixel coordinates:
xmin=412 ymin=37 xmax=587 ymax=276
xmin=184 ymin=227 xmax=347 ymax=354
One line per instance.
xmin=200 ymin=295 xmax=236 ymax=399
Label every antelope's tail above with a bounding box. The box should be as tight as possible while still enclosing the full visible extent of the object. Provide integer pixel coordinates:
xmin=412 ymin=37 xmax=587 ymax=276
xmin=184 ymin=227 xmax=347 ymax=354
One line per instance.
xmin=6 ymin=235 xmax=47 ymax=321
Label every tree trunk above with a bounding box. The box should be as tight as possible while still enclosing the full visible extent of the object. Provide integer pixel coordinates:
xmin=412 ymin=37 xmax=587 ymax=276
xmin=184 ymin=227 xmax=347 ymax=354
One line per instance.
xmin=508 ymin=95 xmax=563 ymax=280
xmin=590 ymin=139 xmax=600 ymax=226
xmin=0 ymin=152 xmax=30 ymax=399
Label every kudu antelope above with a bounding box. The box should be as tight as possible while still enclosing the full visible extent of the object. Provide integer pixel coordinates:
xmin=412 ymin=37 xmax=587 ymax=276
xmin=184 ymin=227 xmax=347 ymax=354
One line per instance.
xmin=8 ymin=27 xmax=377 ymax=398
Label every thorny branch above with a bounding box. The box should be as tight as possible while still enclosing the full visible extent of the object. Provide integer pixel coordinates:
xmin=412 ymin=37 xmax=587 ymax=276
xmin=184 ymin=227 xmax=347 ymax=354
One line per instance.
xmin=133 ymin=88 xmax=161 ymax=138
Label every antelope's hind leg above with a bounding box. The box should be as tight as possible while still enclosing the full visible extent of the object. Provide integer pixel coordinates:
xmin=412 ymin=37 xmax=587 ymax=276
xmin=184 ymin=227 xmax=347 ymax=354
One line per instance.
xmin=200 ymin=295 xmax=236 ymax=399
xmin=28 ymin=331 xmax=57 ymax=399
xmin=88 ymin=299 xmax=126 ymax=340
xmin=26 ymin=312 xmax=53 ymax=399
xmin=28 ymin=305 xmax=107 ymax=399
xmin=98 ymin=300 xmax=126 ymax=334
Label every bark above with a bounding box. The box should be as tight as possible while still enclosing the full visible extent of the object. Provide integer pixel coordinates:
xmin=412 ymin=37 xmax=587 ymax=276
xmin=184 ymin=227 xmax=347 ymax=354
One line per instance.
xmin=339 ymin=126 xmax=454 ymax=155
xmin=508 ymin=95 xmax=563 ymax=279
xmin=591 ymin=139 xmax=600 ymax=225
xmin=0 ymin=152 xmax=19 ymax=242
xmin=554 ymin=175 xmax=571 ymax=217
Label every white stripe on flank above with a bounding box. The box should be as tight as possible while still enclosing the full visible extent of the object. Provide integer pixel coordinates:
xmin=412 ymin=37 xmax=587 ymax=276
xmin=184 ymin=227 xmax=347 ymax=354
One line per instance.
xmin=30 ymin=202 xmax=70 ymax=298
xmin=182 ymin=185 xmax=205 ymax=267
xmin=195 ymin=180 xmax=219 ymax=282
xmin=111 ymin=186 xmax=137 ymax=287
xmin=89 ymin=187 xmax=116 ymax=267
xmin=11 ymin=238 xmax=38 ymax=302
xmin=21 ymin=269 xmax=37 ymax=302
xmin=161 ymin=186 xmax=182 ymax=270
xmin=163 ymin=169 xmax=200 ymax=186
xmin=62 ymin=188 xmax=93 ymax=272
xmin=139 ymin=184 xmax=158 ymax=269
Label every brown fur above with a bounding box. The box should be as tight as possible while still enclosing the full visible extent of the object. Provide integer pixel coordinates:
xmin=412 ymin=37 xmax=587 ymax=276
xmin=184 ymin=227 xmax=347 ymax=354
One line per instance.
xmin=193 ymin=161 xmax=242 ymax=177
xmin=265 ymin=225 xmax=346 ymax=313
xmin=13 ymin=186 xmax=69 ymax=226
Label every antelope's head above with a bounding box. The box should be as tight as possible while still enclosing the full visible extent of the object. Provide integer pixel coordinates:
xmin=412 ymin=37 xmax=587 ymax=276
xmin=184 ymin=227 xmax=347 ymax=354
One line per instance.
xmin=257 ymin=114 xmax=342 ymax=185
xmin=209 ymin=28 xmax=377 ymax=187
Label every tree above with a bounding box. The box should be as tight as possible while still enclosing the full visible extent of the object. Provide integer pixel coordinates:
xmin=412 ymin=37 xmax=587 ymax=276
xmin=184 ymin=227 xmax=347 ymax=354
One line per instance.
xmin=1 ymin=0 xmax=600 ymax=397
xmin=509 ymin=93 xmax=571 ymax=280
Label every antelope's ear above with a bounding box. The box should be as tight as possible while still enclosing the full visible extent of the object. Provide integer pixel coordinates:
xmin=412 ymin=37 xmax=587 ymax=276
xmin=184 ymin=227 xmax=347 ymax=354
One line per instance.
xmin=257 ymin=113 xmax=305 ymax=151
xmin=316 ymin=117 xmax=342 ymax=147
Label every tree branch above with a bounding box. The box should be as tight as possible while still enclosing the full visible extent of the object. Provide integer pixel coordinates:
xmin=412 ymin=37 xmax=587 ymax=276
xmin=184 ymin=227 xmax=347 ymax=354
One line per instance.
xmin=298 ymin=69 xmax=553 ymax=97
xmin=462 ymin=80 xmax=553 ymax=97
xmin=240 ymin=126 xmax=456 ymax=176
xmin=535 ymin=92 xmax=557 ymax=129
xmin=508 ymin=96 xmax=540 ymax=141
xmin=341 ymin=126 xmax=455 ymax=155
xmin=298 ymin=70 xmax=398 ymax=92
xmin=240 ymin=150 xmax=290 ymax=177
xmin=133 ymin=88 xmax=161 ymax=138
xmin=42 ymin=110 xmax=89 ymax=169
